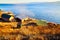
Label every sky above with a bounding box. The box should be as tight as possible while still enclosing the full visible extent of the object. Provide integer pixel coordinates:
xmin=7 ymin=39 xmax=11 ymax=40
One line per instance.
xmin=0 ymin=0 xmax=60 ymax=3
xmin=0 ymin=2 xmax=60 ymax=24
xmin=0 ymin=0 xmax=60 ymax=24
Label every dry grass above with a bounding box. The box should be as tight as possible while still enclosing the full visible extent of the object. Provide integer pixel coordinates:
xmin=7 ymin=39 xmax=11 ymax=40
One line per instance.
xmin=0 ymin=21 xmax=60 ymax=40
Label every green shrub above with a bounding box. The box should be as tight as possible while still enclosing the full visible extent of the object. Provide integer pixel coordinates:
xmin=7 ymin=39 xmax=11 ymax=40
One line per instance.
xmin=36 ymin=20 xmax=47 ymax=26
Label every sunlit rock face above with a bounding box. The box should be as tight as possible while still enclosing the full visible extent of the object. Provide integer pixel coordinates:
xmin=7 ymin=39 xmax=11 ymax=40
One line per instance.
xmin=0 ymin=10 xmax=15 ymax=22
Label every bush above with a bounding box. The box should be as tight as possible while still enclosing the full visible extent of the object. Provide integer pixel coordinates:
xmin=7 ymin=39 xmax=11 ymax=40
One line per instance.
xmin=36 ymin=20 xmax=47 ymax=26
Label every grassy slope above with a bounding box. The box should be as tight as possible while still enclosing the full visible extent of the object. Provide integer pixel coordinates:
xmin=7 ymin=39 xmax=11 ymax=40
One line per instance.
xmin=0 ymin=19 xmax=60 ymax=40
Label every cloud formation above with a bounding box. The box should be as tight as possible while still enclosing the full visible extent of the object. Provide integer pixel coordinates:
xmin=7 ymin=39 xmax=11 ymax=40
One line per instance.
xmin=14 ymin=6 xmax=35 ymax=19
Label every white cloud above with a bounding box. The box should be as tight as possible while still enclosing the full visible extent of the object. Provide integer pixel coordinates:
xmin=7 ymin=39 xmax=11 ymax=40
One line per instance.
xmin=14 ymin=6 xmax=35 ymax=19
xmin=0 ymin=0 xmax=60 ymax=4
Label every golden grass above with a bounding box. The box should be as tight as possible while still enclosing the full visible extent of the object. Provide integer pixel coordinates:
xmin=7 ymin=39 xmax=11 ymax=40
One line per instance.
xmin=0 ymin=22 xmax=60 ymax=40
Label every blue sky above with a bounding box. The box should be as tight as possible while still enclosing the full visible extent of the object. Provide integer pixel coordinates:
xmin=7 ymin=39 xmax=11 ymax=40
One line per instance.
xmin=0 ymin=2 xmax=60 ymax=23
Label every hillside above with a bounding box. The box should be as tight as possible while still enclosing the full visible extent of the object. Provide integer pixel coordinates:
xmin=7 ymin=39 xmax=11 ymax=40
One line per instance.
xmin=0 ymin=17 xmax=60 ymax=40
